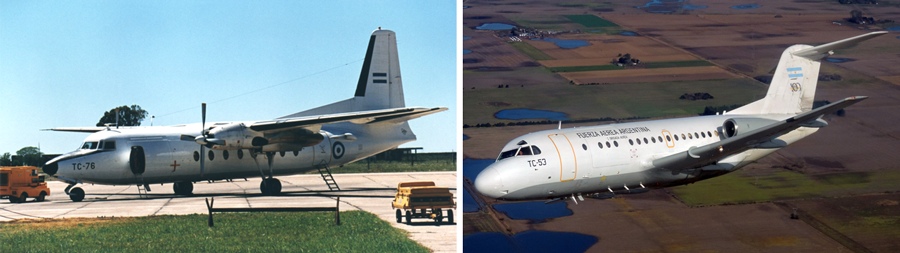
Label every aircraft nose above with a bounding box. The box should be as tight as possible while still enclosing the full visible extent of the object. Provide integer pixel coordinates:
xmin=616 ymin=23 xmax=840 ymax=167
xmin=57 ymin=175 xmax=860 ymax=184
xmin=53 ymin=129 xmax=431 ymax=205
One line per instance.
xmin=474 ymin=166 xmax=506 ymax=198
xmin=43 ymin=161 xmax=59 ymax=175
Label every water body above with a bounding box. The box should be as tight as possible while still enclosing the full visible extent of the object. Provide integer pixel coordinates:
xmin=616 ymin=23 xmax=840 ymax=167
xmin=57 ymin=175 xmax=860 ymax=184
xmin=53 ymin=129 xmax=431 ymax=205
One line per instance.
xmin=463 ymin=231 xmax=598 ymax=253
xmin=530 ymin=38 xmax=590 ymax=49
xmin=619 ymin=31 xmax=638 ymax=36
xmin=463 ymin=159 xmax=495 ymax=212
xmin=495 ymin=109 xmax=570 ymax=121
xmin=464 ymin=49 xmax=472 ymax=54
xmin=463 ymin=134 xmax=470 ymax=140
xmin=886 ymin=26 xmax=900 ymax=32
xmin=636 ymin=0 xmax=683 ymax=9
xmin=463 ymin=36 xmax=472 ymax=40
xmin=731 ymin=4 xmax=761 ymax=9
xmin=826 ymin=58 xmax=853 ymax=63
xmin=683 ymin=4 xmax=707 ymax=9
xmin=476 ymin=23 xmax=516 ymax=30
xmin=493 ymin=201 xmax=573 ymax=222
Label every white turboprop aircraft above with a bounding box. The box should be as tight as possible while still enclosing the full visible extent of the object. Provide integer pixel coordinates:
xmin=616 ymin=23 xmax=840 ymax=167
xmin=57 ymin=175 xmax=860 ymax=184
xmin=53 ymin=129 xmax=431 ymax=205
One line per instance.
xmin=44 ymin=29 xmax=447 ymax=202
xmin=474 ymin=32 xmax=886 ymax=203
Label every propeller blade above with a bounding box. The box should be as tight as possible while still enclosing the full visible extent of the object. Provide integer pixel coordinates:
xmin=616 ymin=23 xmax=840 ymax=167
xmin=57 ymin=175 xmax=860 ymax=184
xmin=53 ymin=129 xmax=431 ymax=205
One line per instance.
xmin=200 ymin=146 xmax=205 ymax=177
xmin=201 ymin=103 xmax=207 ymax=136
xmin=180 ymin=135 xmax=196 ymax=141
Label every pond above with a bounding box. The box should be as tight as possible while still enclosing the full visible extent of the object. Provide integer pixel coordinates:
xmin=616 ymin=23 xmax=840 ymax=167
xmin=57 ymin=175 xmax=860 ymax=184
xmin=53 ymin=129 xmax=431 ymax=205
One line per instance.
xmin=493 ymin=201 xmax=573 ymax=223
xmin=731 ymin=4 xmax=761 ymax=9
xmin=619 ymin=31 xmax=638 ymax=36
xmin=476 ymin=23 xmax=516 ymax=30
xmin=464 ymin=49 xmax=472 ymax=54
xmin=463 ymin=134 xmax=470 ymax=140
xmin=531 ymin=38 xmax=590 ymax=49
xmin=463 ymin=36 xmax=472 ymax=40
xmin=636 ymin=0 xmax=683 ymax=9
xmin=683 ymin=4 xmax=707 ymax=9
xmin=463 ymin=159 xmax=495 ymax=212
xmin=495 ymin=109 xmax=570 ymax=121
xmin=463 ymin=231 xmax=598 ymax=253
xmin=825 ymin=58 xmax=854 ymax=63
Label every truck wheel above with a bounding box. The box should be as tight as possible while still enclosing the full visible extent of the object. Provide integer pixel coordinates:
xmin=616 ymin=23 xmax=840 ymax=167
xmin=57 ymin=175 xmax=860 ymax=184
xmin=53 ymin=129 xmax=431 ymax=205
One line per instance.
xmin=19 ymin=192 xmax=29 ymax=203
xmin=448 ymin=209 xmax=454 ymax=223
xmin=8 ymin=196 xmax=19 ymax=203
xmin=435 ymin=208 xmax=443 ymax=223
xmin=405 ymin=210 xmax=412 ymax=224
xmin=395 ymin=209 xmax=402 ymax=223
xmin=37 ymin=191 xmax=47 ymax=202
xmin=70 ymin=187 xmax=85 ymax=202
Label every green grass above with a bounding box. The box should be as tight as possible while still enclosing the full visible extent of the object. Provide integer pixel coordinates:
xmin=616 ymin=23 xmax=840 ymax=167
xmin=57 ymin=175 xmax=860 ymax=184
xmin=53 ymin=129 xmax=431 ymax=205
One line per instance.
xmin=549 ymin=65 xmax=624 ymax=72
xmin=324 ymin=155 xmax=456 ymax=174
xmin=555 ymin=2 xmax=612 ymax=8
xmin=464 ymin=78 xmax=764 ymax=125
xmin=508 ymin=41 xmax=554 ymax=61
xmin=645 ymin=60 xmax=713 ymax=69
xmin=563 ymin=15 xmax=618 ymax=28
xmin=670 ymin=169 xmax=900 ymax=207
xmin=0 ymin=211 xmax=428 ymax=252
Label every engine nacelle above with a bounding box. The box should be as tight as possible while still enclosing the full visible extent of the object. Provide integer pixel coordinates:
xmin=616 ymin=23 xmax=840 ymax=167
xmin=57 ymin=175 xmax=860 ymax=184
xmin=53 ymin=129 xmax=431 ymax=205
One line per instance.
xmin=722 ymin=118 xmax=779 ymax=138
xmin=206 ymin=123 xmax=265 ymax=150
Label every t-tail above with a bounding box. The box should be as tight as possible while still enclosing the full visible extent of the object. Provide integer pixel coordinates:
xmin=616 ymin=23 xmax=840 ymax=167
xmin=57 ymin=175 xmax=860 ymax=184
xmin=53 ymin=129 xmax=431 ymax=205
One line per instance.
xmin=727 ymin=31 xmax=887 ymax=115
xmin=283 ymin=29 xmax=406 ymax=117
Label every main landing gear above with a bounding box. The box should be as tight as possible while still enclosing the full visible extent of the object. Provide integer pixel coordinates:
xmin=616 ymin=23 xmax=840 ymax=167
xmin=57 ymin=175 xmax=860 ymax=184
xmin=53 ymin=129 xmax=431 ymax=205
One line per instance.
xmin=253 ymin=151 xmax=282 ymax=196
xmin=173 ymin=181 xmax=194 ymax=195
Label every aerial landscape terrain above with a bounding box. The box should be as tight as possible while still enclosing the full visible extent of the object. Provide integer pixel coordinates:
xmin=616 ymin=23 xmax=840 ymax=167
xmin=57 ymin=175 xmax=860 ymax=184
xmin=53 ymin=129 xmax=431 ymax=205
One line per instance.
xmin=463 ymin=0 xmax=900 ymax=252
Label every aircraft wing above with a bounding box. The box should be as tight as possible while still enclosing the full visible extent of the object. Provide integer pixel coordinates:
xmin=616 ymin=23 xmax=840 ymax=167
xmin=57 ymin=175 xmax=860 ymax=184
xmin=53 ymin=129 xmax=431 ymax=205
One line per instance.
xmin=651 ymin=96 xmax=867 ymax=172
xmin=249 ymin=107 xmax=447 ymax=133
xmin=43 ymin=127 xmax=109 ymax=133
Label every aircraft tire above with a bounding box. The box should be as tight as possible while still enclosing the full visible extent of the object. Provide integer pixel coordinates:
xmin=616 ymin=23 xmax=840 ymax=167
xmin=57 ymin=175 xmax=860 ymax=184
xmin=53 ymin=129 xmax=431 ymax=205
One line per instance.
xmin=405 ymin=210 xmax=412 ymax=224
xmin=173 ymin=182 xmax=194 ymax=195
xmin=448 ymin=209 xmax=454 ymax=223
xmin=259 ymin=181 xmax=270 ymax=195
xmin=38 ymin=191 xmax=47 ymax=202
xmin=396 ymin=209 xmax=402 ymax=223
xmin=260 ymin=178 xmax=282 ymax=196
xmin=70 ymin=187 xmax=85 ymax=202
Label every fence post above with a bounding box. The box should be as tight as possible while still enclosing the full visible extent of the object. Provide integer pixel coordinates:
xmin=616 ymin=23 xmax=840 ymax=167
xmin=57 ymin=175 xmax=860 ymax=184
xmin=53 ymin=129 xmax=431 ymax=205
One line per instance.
xmin=335 ymin=196 xmax=341 ymax=225
xmin=206 ymin=197 xmax=214 ymax=227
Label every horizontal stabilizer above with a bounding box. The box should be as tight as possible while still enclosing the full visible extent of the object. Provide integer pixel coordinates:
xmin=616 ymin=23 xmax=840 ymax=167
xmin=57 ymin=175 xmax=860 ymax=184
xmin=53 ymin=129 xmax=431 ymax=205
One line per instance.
xmin=250 ymin=107 xmax=445 ymax=133
xmin=366 ymin=107 xmax=448 ymax=125
xmin=792 ymin=31 xmax=887 ymax=60
xmin=43 ymin=127 xmax=112 ymax=133
xmin=653 ymin=96 xmax=867 ymax=171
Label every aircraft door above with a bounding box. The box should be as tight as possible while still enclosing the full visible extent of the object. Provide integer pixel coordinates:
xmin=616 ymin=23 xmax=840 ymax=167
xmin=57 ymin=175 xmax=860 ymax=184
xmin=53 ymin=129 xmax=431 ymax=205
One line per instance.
xmin=313 ymin=133 xmax=333 ymax=167
xmin=548 ymin=134 xmax=577 ymax=181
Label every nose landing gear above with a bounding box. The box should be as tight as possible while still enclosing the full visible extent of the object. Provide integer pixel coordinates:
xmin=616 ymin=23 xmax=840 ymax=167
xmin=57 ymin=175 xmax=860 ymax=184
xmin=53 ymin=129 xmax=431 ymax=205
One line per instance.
xmin=65 ymin=184 xmax=85 ymax=202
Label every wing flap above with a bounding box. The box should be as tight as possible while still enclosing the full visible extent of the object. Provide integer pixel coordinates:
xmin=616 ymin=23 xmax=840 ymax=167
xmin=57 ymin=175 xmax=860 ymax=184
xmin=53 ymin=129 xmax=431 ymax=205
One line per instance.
xmin=652 ymin=96 xmax=867 ymax=171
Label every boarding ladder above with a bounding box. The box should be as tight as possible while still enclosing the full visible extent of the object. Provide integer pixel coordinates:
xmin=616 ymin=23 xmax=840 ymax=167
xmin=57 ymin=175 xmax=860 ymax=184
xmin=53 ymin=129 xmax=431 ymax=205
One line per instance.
xmin=136 ymin=177 xmax=149 ymax=199
xmin=316 ymin=165 xmax=340 ymax=191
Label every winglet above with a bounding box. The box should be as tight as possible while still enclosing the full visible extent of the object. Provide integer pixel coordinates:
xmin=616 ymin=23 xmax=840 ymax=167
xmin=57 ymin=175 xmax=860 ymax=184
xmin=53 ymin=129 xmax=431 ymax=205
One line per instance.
xmin=792 ymin=31 xmax=887 ymax=60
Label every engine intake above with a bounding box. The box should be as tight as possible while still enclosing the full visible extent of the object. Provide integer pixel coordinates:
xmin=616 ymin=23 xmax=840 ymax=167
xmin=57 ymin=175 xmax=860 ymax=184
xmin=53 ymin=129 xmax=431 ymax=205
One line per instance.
xmin=722 ymin=118 xmax=779 ymax=138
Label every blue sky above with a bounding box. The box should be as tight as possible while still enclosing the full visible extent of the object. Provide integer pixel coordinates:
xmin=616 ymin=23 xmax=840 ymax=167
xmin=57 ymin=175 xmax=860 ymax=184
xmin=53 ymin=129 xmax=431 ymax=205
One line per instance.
xmin=1 ymin=1 xmax=458 ymax=155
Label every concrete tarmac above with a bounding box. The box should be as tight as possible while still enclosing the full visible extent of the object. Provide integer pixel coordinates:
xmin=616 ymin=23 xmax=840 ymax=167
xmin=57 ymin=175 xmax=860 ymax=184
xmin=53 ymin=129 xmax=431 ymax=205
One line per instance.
xmin=0 ymin=171 xmax=457 ymax=253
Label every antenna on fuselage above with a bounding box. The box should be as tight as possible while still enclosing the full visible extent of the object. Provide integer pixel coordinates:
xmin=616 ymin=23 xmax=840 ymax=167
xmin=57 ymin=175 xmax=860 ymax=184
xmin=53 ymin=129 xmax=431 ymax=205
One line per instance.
xmin=558 ymin=121 xmax=562 ymax=130
xmin=115 ymin=108 xmax=120 ymax=129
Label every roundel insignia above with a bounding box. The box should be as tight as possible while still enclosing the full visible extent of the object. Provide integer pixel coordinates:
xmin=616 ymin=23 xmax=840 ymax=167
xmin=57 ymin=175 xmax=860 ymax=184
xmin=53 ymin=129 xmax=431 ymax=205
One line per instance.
xmin=332 ymin=141 xmax=345 ymax=159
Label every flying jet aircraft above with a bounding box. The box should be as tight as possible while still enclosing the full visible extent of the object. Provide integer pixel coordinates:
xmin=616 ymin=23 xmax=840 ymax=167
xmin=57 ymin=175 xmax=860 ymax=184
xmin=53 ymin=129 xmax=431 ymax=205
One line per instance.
xmin=474 ymin=32 xmax=886 ymax=203
xmin=44 ymin=29 xmax=447 ymax=202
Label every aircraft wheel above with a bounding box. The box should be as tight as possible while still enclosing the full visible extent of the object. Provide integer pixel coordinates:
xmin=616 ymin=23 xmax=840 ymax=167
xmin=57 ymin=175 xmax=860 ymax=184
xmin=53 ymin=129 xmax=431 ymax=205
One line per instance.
xmin=173 ymin=182 xmax=194 ymax=195
xmin=396 ymin=209 xmax=402 ymax=223
xmin=447 ymin=209 xmax=454 ymax=223
xmin=260 ymin=179 xmax=282 ymax=196
xmin=37 ymin=191 xmax=47 ymax=202
xmin=69 ymin=187 xmax=85 ymax=202
xmin=405 ymin=210 xmax=412 ymax=224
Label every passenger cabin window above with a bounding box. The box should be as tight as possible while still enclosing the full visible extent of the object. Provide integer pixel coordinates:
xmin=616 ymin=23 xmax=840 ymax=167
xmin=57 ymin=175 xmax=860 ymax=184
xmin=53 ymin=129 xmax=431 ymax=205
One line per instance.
xmin=614 ymin=141 xmax=619 ymax=147
xmin=644 ymin=137 xmax=649 ymax=144
xmin=606 ymin=142 xmax=611 ymax=148
xmin=81 ymin=142 xmax=99 ymax=150
xmin=701 ymin=132 xmax=706 ymax=138
xmin=598 ymin=142 xmax=603 ymax=149
xmin=708 ymin=131 xmax=713 ymax=137
xmin=674 ymin=135 xmax=679 ymax=141
xmin=629 ymin=139 xmax=634 ymax=145
xmin=666 ymin=135 xmax=672 ymax=142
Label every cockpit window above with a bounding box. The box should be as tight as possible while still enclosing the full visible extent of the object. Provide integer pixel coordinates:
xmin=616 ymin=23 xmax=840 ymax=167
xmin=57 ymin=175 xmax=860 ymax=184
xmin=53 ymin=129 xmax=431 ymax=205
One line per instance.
xmin=81 ymin=142 xmax=99 ymax=150
xmin=103 ymin=141 xmax=116 ymax=150
xmin=497 ymin=145 xmax=542 ymax=161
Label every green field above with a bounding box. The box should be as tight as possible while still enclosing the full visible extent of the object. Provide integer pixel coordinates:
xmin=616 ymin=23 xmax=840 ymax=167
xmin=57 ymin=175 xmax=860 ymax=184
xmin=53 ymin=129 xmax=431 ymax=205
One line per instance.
xmin=549 ymin=65 xmax=624 ymax=72
xmin=463 ymin=78 xmax=765 ymax=125
xmin=318 ymin=153 xmax=455 ymax=174
xmin=670 ymin=169 xmax=900 ymax=207
xmin=507 ymin=41 xmax=554 ymax=61
xmin=0 ymin=211 xmax=427 ymax=252
xmin=563 ymin=15 xmax=618 ymax=28
xmin=645 ymin=60 xmax=713 ymax=69
xmin=507 ymin=15 xmax=578 ymax=31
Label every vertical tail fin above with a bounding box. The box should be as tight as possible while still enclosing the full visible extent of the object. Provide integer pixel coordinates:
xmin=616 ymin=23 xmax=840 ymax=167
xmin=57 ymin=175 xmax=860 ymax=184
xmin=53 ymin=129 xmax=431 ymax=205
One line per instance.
xmin=727 ymin=32 xmax=886 ymax=115
xmin=282 ymin=29 xmax=405 ymax=118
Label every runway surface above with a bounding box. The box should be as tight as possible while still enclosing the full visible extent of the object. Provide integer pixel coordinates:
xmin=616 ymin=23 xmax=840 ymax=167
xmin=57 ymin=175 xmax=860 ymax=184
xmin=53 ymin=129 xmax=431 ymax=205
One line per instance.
xmin=1 ymin=171 xmax=457 ymax=253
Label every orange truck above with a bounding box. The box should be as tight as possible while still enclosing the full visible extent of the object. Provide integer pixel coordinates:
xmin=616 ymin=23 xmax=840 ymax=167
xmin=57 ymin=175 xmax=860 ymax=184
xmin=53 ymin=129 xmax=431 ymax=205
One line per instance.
xmin=1 ymin=166 xmax=50 ymax=203
xmin=392 ymin=181 xmax=455 ymax=224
